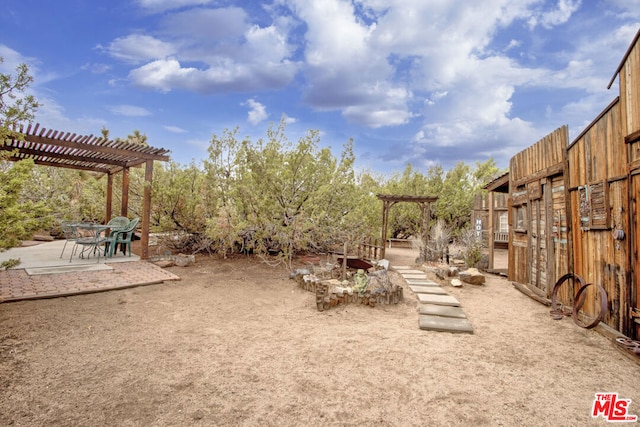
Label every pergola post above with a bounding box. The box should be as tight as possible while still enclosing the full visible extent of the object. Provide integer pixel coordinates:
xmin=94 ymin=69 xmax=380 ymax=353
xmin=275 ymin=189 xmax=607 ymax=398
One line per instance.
xmin=141 ymin=159 xmax=154 ymax=260
xmin=121 ymin=167 xmax=130 ymax=217
xmin=380 ymin=200 xmax=391 ymax=259
xmin=106 ymin=173 xmax=113 ymax=221
xmin=419 ymin=201 xmax=431 ymax=262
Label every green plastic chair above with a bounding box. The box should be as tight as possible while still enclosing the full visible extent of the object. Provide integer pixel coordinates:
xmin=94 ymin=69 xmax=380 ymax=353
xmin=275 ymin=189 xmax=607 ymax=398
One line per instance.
xmin=109 ymin=218 xmax=140 ymax=257
xmin=103 ymin=216 xmax=130 ymax=256
xmin=106 ymin=216 xmax=130 ymax=230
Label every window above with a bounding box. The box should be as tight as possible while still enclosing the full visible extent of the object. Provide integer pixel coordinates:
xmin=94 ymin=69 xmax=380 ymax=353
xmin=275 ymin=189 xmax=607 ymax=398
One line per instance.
xmin=513 ymin=205 xmax=527 ymax=232
xmin=499 ymin=212 xmax=509 ymax=232
xmin=578 ymin=180 xmax=610 ymax=230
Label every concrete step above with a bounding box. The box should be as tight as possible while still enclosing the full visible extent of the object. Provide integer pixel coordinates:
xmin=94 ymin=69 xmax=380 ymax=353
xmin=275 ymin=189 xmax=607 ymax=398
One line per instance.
xmin=408 ymin=285 xmax=448 ymax=295
xmin=417 ymin=293 xmax=460 ymax=306
xmin=419 ymin=304 xmax=467 ymax=318
xmin=419 ymin=314 xmax=473 ymax=334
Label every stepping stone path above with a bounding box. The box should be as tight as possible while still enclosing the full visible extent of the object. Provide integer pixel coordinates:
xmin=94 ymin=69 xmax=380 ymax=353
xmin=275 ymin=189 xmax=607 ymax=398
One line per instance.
xmin=394 ymin=266 xmax=473 ymax=334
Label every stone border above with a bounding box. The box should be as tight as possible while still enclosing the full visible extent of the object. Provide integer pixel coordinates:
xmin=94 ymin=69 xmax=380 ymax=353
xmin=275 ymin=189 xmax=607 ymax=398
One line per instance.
xmin=295 ymin=274 xmax=403 ymax=311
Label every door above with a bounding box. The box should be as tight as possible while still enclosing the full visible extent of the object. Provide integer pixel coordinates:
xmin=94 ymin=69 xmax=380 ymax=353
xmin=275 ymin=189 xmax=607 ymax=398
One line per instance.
xmin=528 ymin=182 xmax=548 ymax=296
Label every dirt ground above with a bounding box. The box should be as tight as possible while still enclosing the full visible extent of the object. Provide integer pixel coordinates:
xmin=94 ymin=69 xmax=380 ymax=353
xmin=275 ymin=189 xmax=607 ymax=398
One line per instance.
xmin=1 ymin=247 xmax=639 ymax=426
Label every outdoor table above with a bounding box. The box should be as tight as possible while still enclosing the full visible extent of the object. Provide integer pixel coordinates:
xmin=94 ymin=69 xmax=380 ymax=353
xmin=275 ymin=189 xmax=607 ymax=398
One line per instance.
xmin=69 ymin=223 xmax=111 ymax=262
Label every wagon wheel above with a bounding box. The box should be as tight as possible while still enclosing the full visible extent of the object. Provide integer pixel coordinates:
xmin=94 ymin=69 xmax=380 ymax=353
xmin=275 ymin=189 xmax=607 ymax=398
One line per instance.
xmin=572 ymin=283 xmax=608 ymax=329
xmin=550 ymin=273 xmax=585 ymax=320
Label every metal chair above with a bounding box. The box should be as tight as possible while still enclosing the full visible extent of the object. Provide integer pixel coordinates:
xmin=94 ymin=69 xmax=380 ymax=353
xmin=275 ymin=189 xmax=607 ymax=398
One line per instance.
xmin=59 ymin=220 xmax=79 ymax=258
xmin=70 ymin=224 xmax=109 ymax=263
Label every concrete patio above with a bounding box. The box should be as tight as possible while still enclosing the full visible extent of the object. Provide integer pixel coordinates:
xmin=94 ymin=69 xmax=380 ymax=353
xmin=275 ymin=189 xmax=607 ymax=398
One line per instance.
xmin=0 ymin=240 xmax=180 ymax=302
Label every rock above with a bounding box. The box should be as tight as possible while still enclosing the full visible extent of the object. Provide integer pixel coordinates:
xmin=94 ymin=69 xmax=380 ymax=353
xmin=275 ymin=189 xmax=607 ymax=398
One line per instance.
xmin=459 ymin=268 xmax=485 ymax=285
xmin=32 ymin=234 xmax=54 ymax=242
xmin=368 ymin=269 xmax=392 ymax=291
xmin=451 ymin=278 xmax=462 ymax=287
xmin=448 ymin=266 xmax=459 ymax=277
xmin=174 ymin=254 xmax=195 ymax=267
xmin=153 ymin=260 xmax=175 ymax=268
xmin=303 ymin=274 xmax=319 ymax=284
xmin=451 ymin=258 xmax=466 ymax=267
xmin=290 ymin=268 xmax=311 ymax=279
xmin=376 ymin=259 xmax=390 ymax=270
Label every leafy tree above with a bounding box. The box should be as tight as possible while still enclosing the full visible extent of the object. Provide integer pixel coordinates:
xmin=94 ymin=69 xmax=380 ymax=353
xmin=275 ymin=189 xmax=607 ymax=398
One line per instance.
xmin=435 ymin=159 xmax=502 ymax=235
xmin=0 ymin=160 xmax=51 ymax=249
xmin=0 ymin=58 xmax=40 ymax=145
xmin=199 ymin=118 xmax=368 ymax=265
xmin=20 ymin=166 xmax=102 ymax=222
xmin=0 ymin=58 xmax=48 ymax=250
xmin=203 ymin=127 xmax=246 ymax=256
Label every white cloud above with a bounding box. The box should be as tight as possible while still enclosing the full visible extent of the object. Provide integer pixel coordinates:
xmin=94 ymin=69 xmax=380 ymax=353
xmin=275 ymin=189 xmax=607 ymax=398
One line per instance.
xmin=0 ymin=45 xmax=32 ymax=70
xmin=100 ymin=34 xmax=176 ymax=65
xmin=81 ymin=63 xmax=111 ymax=74
xmin=528 ymin=0 xmax=582 ymax=29
xmin=109 ymin=105 xmax=152 ymax=117
xmin=116 ymin=6 xmax=298 ymax=93
xmin=244 ymin=99 xmax=268 ymax=125
xmin=283 ymin=114 xmax=298 ymax=124
xmin=128 ymin=57 xmax=297 ymax=93
xmin=163 ymin=125 xmax=187 ymax=133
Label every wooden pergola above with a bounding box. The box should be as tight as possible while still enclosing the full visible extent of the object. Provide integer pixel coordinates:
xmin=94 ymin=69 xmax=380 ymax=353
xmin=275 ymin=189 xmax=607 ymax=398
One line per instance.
xmin=1 ymin=123 xmax=171 ymax=259
xmin=377 ymin=194 xmax=438 ymax=259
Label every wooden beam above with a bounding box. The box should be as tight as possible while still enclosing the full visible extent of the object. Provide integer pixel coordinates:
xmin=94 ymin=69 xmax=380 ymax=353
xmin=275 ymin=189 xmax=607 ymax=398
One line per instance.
xmin=106 ymin=173 xmax=113 ymax=221
xmin=121 ymin=167 xmax=130 ymax=217
xmin=0 ymin=144 xmax=129 ymax=167
xmin=380 ymin=200 xmax=389 ymax=259
xmin=512 ymin=163 xmax=565 ymax=187
xmin=7 ymin=156 xmax=111 ymax=174
xmin=141 ymin=160 xmax=154 ymax=260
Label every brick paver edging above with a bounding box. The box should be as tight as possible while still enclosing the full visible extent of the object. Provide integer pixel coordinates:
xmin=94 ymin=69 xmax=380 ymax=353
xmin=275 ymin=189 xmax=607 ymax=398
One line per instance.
xmin=0 ymin=261 xmax=180 ymax=302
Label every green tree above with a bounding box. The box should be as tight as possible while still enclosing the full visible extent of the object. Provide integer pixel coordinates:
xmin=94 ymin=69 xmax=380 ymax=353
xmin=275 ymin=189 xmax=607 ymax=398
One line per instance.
xmin=435 ymin=159 xmax=502 ymax=235
xmin=0 ymin=160 xmax=51 ymax=249
xmin=0 ymin=58 xmax=40 ymax=145
xmin=0 ymin=58 xmax=48 ymax=250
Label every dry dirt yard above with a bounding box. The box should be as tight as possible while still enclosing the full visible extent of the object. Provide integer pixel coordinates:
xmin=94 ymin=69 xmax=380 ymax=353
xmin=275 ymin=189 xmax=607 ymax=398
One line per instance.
xmin=1 ymin=247 xmax=639 ymax=426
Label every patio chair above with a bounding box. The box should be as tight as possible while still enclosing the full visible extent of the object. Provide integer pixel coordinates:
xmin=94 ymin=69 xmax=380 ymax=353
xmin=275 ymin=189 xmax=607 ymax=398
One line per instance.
xmin=59 ymin=220 xmax=79 ymax=258
xmin=70 ymin=224 xmax=110 ymax=263
xmin=106 ymin=216 xmax=130 ymax=230
xmin=108 ymin=217 xmax=140 ymax=257
xmin=104 ymin=216 xmax=130 ymax=254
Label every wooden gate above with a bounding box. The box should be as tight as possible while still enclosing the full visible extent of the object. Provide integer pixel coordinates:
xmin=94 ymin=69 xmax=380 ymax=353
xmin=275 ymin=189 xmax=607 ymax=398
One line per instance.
xmin=526 ymin=176 xmax=567 ymax=297
xmin=508 ymin=126 xmax=568 ymax=298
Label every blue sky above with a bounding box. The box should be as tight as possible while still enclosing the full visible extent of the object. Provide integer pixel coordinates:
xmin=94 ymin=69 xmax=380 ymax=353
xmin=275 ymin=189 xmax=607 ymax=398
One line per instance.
xmin=1 ymin=0 xmax=639 ymax=175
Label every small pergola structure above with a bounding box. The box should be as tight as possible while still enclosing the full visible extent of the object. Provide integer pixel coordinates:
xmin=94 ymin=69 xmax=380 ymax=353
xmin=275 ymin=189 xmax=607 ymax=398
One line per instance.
xmin=1 ymin=123 xmax=171 ymax=259
xmin=377 ymin=194 xmax=438 ymax=260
